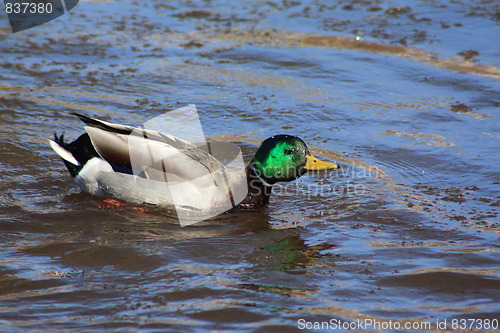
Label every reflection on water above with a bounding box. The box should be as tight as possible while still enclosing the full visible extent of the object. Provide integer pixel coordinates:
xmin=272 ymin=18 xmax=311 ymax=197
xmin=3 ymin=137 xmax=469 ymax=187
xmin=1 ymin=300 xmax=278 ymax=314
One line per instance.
xmin=0 ymin=0 xmax=499 ymax=331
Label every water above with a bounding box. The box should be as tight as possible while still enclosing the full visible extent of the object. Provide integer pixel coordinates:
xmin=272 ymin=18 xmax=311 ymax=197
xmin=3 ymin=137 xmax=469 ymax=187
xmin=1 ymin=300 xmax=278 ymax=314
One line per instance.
xmin=0 ymin=0 xmax=499 ymax=331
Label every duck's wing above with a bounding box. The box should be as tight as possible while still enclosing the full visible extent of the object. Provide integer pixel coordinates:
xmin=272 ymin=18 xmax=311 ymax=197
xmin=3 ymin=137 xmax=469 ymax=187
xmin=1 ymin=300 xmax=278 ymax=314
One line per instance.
xmin=72 ymin=113 xmax=223 ymax=184
xmin=72 ymin=112 xmax=197 ymax=152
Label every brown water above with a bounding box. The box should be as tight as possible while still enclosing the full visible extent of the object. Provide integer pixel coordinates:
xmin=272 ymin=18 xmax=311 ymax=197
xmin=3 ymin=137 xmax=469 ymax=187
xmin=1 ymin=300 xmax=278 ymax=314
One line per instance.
xmin=0 ymin=0 xmax=499 ymax=332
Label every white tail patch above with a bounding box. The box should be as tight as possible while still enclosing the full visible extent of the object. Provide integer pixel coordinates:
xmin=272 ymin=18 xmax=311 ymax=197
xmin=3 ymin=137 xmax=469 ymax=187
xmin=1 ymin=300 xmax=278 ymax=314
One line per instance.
xmin=48 ymin=140 xmax=80 ymax=166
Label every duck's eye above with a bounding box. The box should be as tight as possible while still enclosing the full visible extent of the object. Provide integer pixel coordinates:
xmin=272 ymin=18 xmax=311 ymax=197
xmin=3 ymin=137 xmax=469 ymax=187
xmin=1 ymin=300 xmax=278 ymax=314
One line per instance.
xmin=284 ymin=149 xmax=294 ymax=155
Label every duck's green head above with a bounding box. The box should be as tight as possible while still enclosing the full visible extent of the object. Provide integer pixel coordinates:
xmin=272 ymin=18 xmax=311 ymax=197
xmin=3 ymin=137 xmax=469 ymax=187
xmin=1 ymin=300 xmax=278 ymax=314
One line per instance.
xmin=252 ymin=135 xmax=338 ymax=184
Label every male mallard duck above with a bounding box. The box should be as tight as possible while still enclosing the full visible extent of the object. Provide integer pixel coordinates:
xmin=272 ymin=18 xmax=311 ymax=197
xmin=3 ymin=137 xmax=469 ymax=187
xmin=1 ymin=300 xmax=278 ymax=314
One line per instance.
xmin=49 ymin=113 xmax=338 ymax=223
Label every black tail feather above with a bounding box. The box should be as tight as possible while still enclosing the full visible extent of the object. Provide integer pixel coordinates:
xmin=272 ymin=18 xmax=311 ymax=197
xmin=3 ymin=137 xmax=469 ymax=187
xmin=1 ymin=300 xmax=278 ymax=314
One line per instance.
xmin=54 ymin=132 xmax=99 ymax=177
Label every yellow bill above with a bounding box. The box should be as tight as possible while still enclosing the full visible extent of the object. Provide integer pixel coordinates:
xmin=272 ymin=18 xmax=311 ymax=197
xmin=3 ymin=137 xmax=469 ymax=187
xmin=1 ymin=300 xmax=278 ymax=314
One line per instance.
xmin=305 ymin=155 xmax=339 ymax=170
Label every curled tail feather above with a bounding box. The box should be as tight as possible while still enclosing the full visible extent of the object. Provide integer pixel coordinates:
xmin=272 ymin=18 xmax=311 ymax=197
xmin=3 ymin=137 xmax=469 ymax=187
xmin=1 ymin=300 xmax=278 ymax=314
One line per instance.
xmin=49 ymin=133 xmax=99 ymax=177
